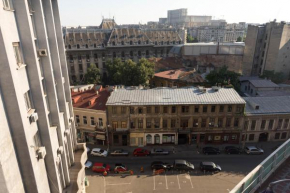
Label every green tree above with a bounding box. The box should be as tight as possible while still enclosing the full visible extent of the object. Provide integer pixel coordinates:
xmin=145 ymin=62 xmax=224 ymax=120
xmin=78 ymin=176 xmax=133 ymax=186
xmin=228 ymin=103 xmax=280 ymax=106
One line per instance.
xmin=186 ymin=34 xmax=198 ymax=43
xmin=260 ymin=70 xmax=285 ymax=84
xmin=236 ymin=36 xmax=242 ymax=42
xmin=84 ymin=64 xmax=101 ymax=84
xmin=205 ymin=66 xmax=241 ymax=91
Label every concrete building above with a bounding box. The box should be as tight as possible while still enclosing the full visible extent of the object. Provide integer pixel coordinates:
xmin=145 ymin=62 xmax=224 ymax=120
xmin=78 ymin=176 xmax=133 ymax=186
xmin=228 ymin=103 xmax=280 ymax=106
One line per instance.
xmin=243 ymin=96 xmax=290 ymax=143
xmin=0 ymin=0 xmax=86 ymax=192
xmin=243 ymin=21 xmax=290 ymax=78
xmin=72 ymin=85 xmax=111 ymax=145
xmin=106 ymin=87 xmax=245 ymax=146
xmin=64 ymin=19 xmax=183 ymax=84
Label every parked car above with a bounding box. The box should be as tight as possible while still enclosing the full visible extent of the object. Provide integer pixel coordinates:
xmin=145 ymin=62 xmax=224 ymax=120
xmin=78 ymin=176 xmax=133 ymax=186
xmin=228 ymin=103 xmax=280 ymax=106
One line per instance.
xmin=151 ymin=148 xmax=169 ymax=155
xmin=114 ymin=163 xmax=127 ymax=173
xmin=151 ymin=161 xmax=172 ymax=170
xmin=200 ymin=162 xmax=221 ymax=173
xmin=224 ymin=146 xmax=241 ymax=154
xmin=172 ymin=160 xmax=194 ymax=171
xmin=245 ymin=146 xmax=264 ymax=155
xmin=202 ymin=147 xmax=221 ymax=155
xmin=92 ymin=163 xmax=110 ymax=173
xmin=133 ymin=148 xmax=150 ymax=156
xmin=85 ymin=161 xmax=93 ymax=169
xmin=110 ymin=149 xmax=129 ymax=156
xmin=91 ymin=148 xmax=108 ymax=157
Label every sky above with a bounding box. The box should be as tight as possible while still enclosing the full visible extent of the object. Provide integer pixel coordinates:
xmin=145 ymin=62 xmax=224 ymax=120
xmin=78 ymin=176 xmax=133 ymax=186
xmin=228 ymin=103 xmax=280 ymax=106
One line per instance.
xmin=58 ymin=0 xmax=290 ymax=26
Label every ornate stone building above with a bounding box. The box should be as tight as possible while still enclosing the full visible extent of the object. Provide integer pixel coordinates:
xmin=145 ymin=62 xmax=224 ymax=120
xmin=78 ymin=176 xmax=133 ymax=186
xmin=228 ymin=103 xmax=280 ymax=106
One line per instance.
xmin=63 ymin=19 xmax=183 ymax=84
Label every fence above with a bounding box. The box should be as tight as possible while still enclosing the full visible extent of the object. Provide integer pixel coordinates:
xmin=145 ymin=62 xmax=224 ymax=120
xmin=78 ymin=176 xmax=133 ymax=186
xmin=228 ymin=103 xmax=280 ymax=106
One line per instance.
xmin=230 ymin=138 xmax=290 ymax=193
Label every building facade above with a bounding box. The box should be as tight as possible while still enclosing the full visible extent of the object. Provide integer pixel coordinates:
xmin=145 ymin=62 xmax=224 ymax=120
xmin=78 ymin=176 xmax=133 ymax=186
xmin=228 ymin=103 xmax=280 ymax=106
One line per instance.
xmin=0 ymin=0 xmax=85 ymax=192
xmin=106 ymin=87 xmax=245 ymax=146
xmin=64 ymin=20 xmax=183 ymax=84
xmin=243 ymin=21 xmax=290 ymax=78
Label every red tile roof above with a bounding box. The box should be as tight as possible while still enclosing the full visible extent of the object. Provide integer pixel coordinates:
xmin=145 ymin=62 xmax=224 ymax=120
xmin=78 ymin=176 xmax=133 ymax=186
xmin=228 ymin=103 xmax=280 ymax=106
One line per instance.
xmin=154 ymin=68 xmax=186 ymax=80
xmin=71 ymin=86 xmax=110 ymax=111
xmin=154 ymin=68 xmax=204 ymax=83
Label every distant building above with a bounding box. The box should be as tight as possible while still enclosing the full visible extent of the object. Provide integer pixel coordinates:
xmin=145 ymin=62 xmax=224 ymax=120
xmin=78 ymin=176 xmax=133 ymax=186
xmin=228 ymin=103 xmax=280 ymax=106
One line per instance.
xmin=243 ymin=21 xmax=290 ymax=79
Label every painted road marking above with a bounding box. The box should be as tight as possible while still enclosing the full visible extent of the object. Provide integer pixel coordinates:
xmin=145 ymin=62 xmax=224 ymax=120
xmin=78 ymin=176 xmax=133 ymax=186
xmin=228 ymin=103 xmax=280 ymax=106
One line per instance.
xmin=106 ymin=183 xmax=131 ymax=186
xmin=186 ymin=174 xmax=194 ymax=189
xmin=103 ymin=176 xmax=106 ymax=193
xmin=165 ymin=174 xmax=168 ymax=189
xmin=177 ymin=175 xmax=181 ymax=189
xmin=153 ymin=175 xmax=156 ymax=190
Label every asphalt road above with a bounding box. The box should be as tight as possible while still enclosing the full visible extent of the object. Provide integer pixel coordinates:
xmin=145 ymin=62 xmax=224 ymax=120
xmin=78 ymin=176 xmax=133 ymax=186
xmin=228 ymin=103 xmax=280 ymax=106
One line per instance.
xmin=85 ymin=149 xmax=272 ymax=193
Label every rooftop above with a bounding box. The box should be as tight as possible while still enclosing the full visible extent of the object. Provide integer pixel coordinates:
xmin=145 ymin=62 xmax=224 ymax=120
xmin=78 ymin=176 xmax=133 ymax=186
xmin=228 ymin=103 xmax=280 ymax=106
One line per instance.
xmin=106 ymin=87 xmax=245 ymax=106
xmin=148 ymin=57 xmax=184 ymax=72
xmin=238 ymin=76 xmax=261 ymax=82
xmin=249 ymin=79 xmax=279 ymax=88
xmin=256 ymin=90 xmax=290 ymax=97
xmin=244 ymin=96 xmax=290 ymax=115
xmin=184 ymin=42 xmax=245 ymax=46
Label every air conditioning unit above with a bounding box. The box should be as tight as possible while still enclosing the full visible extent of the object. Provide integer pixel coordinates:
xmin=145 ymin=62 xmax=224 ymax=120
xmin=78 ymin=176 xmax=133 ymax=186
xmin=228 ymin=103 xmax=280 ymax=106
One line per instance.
xmin=30 ymin=113 xmax=38 ymax=122
xmin=57 ymin=146 xmax=64 ymax=155
xmin=37 ymin=147 xmax=46 ymax=159
xmin=38 ymin=49 xmax=48 ymax=56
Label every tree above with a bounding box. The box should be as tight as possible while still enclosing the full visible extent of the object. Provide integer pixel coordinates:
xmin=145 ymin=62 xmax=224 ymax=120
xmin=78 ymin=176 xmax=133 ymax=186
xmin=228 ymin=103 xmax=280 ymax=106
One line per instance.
xmin=84 ymin=64 xmax=101 ymax=84
xmin=236 ymin=36 xmax=242 ymax=42
xmin=260 ymin=70 xmax=285 ymax=84
xmin=106 ymin=58 xmax=155 ymax=86
xmin=205 ymin=66 xmax=241 ymax=91
xmin=186 ymin=34 xmax=198 ymax=43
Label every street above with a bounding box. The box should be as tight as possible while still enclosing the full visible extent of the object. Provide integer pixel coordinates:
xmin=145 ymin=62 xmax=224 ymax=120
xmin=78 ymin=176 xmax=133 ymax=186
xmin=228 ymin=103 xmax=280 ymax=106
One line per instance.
xmin=85 ymin=143 xmax=277 ymax=193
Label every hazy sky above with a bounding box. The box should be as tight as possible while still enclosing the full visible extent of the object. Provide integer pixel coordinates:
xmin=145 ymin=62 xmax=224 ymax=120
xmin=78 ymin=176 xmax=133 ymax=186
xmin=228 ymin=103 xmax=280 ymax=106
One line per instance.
xmin=58 ymin=0 xmax=290 ymax=26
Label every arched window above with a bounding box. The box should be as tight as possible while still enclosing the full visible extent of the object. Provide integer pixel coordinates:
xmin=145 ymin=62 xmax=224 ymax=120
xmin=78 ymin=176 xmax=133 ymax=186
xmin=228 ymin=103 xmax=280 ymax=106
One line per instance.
xmin=68 ymin=45 xmax=71 ymax=49
xmin=130 ymin=51 xmax=133 ymax=57
xmin=77 ymin=44 xmax=80 ymax=49
xmin=113 ymin=52 xmax=116 ymax=58
xmin=138 ymin=40 xmax=141 ymax=45
xmin=146 ymin=134 xmax=152 ymax=144
xmin=130 ymin=41 xmax=133 ymax=45
xmin=154 ymin=134 xmax=160 ymax=144
xmin=121 ymin=51 xmax=125 ymax=57
xmin=85 ymin=44 xmax=88 ymax=48
xmin=121 ymin=41 xmax=124 ymax=45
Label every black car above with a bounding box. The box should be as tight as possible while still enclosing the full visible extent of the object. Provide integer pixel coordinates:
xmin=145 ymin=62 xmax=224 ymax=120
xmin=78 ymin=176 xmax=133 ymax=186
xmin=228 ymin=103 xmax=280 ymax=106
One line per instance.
xmin=172 ymin=160 xmax=194 ymax=171
xmin=200 ymin=162 xmax=221 ymax=172
xmin=224 ymin=146 xmax=241 ymax=154
xmin=202 ymin=147 xmax=221 ymax=155
xmin=151 ymin=161 xmax=172 ymax=170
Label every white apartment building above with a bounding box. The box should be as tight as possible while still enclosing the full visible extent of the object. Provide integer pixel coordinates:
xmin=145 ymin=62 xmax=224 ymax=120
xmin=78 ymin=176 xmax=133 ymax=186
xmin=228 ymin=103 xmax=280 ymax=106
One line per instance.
xmin=0 ymin=0 xmax=86 ymax=193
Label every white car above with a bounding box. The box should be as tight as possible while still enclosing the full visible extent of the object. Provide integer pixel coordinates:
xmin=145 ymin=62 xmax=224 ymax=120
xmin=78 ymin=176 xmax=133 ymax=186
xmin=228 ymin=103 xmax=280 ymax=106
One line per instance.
xmin=91 ymin=148 xmax=108 ymax=157
xmin=85 ymin=161 xmax=93 ymax=169
xmin=245 ymin=146 xmax=264 ymax=155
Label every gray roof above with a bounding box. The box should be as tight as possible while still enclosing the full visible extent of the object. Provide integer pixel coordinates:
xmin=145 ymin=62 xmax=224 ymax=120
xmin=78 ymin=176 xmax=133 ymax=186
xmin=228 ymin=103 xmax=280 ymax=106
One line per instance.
xmin=106 ymin=87 xmax=245 ymax=106
xmin=244 ymin=96 xmax=290 ymax=115
xmin=257 ymin=90 xmax=290 ymax=97
xmin=249 ymin=80 xmax=279 ymax=88
xmin=239 ymin=76 xmax=261 ymax=82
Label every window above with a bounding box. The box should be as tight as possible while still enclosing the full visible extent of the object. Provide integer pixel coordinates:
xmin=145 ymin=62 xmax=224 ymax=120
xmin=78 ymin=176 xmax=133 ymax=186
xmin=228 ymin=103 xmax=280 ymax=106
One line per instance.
xmin=284 ymin=119 xmax=289 ymax=129
xmin=261 ymin=120 xmax=266 ymax=130
xmin=112 ymin=121 xmax=118 ymax=129
xmin=138 ymin=107 xmax=143 ymax=114
xmin=138 ymin=119 xmax=143 ymax=128
xmin=155 ymin=106 xmax=159 ymax=114
xmin=180 ymin=119 xmax=188 ymax=128
xmin=226 ymin=118 xmax=231 ymax=127
xmin=268 ymin=120 xmax=274 ymax=130
xmin=163 ymin=119 xmax=167 ymax=128
xmin=236 ymin=106 xmax=243 ymax=113
xmin=194 ymin=106 xmax=199 ymax=113
xmin=163 ymin=106 xmax=168 ymax=114
xmin=99 ymin=118 xmax=103 ymax=127
xmin=203 ymin=106 xmax=207 ymax=113
xmin=77 ymin=44 xmax=80 ymax=49
xmin=182 ymin=106 xmax=189 ymax=113
xmin=231 ymin=134 xmax=237 ymax=140
xmin=13 ymin=43 xmax=23 ymax=66
xmin=121 ymin=107 xmax=126 ymax=114
xmin=91 ymin=117 xmax=95 ymax=125
xmin=219 ymin=105 xmax=224 ymax=113
xmin=24 ymin=91 xmax=32 ymax=111
xmin=201 ymin=119 xmax=206 ymax=127
xmin=76 ymin=115 xmax=80 ymax=123
xmin=130 ymin=121 xmax=135 ymax=129
xmin=2 ymin=0 xmax=13 ymax=10
xmin=172 ymin=106 xmax=176 ymax=113
xmin=130 ymin=107 xmax=135 ymax=114
xmin=209 ymin=118 xmax=215 ymax=127
xmin=228 ymin=105 xmax=232 ymax=112
xmin=79 ymin=64 xmax=83 ymax=71
xmin=146 ymin=119 xmax=151 ymax=128
xmin=218 ymin=118 xmax=223 ymax=127
xmin=211 ymin=106 xmax=216 ymax=113
xmin=277 ymin=119 xmax=283 ymax=129
xmin=154 ymin=119 xmax=160 ymax=128
xmin=171 ymin=119 xmax=176 ymax=128
xmin=275 ymin=133 xmax=280 ymax=139
xmin=87 ymin=63 xmax=90 ymax=69
xmin=113 ymin=135 xmax=119 ymax=143
xmin=281 ymin=132 xmax=287 ymax=139
xmin=112 ymin=107 xmax=117 ymax=114
xmin=234 ymin=118 xmax=239 ymax=127
xmin=249 ymin=134 xmax=255 ymax=141
xmin=83 ymin=116 xmax=87 ymax=124
xmin=33 ymin=131 xmax=42 ymax=150
xmin=121 ymin=122 xmax=126 ymax=128
xmin=251 ymin=120 xmax=256 ymax=130
xmin=146 ymin=107 xmax=151 ymax=114
xmin=146 ymin=135 xmax=152 ymax=144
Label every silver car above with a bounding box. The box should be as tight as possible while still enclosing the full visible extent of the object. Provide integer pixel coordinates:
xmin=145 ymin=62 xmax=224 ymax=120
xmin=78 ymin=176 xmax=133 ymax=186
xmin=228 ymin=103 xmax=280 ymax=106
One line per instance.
xmin=85 ymin=161 xmax=93 ymax=169
xmin=151 ymin=148 xmax=169 ymax=155
xmin=245 ymin=146 xmax=264 ymax=155
xmin=110 ymin=149 xmax=129 ymax=156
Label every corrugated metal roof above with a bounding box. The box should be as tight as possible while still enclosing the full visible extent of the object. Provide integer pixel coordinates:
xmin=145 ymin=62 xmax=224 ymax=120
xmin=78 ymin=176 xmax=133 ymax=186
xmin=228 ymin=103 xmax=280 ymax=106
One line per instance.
xmin=244 ymin=96 xmax=290 ymax=115
xmin=106 ymin=87 xmax=245 ymax=106
xmin=249 ymin=80 xmax=279 ymax=88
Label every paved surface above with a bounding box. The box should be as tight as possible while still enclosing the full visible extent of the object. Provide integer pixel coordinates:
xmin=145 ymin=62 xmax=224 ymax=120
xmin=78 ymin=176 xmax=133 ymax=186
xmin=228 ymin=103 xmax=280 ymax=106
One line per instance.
xmin=85 ymin=142 xmax=283 ymax=193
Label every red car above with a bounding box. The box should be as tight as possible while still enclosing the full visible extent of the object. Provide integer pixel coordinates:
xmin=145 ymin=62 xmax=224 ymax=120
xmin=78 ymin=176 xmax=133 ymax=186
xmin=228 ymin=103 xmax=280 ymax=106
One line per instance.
xmin=114 ymin=163 xmax=127 ymax=173
xmin=133 ymin=148 xmax=150 ymax=156
xmin=92 ymin=163 xmax=110 ymax=173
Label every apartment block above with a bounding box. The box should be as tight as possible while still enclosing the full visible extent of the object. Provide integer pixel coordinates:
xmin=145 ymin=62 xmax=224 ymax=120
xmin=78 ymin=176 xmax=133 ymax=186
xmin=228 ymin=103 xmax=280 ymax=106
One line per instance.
xmin=243 ymin=21 xmax=290 ymax=78
xmin=0 ymin=0 xmax=86 ymax=192
xmin=106 ymin=87 xmax=245 ymax=146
